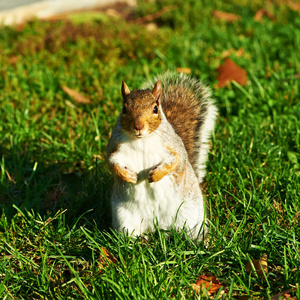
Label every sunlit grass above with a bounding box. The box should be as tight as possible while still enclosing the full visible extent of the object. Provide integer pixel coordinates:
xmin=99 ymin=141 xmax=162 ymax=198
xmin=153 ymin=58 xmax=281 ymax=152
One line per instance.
xmin=0 ymin=0 xmax=299 ymax=298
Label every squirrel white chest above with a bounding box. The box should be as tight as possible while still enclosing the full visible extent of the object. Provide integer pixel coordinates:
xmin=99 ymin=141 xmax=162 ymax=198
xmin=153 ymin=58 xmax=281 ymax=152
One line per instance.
xmin=112 ymin=131 xmax=183 ymax=234
xmin=118 ymin=133 xmax=166 ymax=175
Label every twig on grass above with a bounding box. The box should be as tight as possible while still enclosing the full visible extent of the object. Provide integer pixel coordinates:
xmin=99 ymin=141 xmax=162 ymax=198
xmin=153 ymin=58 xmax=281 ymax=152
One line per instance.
xmin=132 ymin=5 xmax=177 ymax=25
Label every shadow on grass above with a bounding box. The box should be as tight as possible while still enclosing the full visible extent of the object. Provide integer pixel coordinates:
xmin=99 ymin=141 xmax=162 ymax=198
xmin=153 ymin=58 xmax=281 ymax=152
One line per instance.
xmin=0 ymin=144 xmax=112 ymax=231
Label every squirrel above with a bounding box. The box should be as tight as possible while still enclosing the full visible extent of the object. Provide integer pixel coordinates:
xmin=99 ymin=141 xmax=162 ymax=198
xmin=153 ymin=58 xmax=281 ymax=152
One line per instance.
xmin=107 ymin=71 xmax=217 ymax=241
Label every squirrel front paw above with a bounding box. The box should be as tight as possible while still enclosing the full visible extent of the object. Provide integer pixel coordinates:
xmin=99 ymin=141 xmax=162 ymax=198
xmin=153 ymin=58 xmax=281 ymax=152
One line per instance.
xmin=111 ymin=163 xmax=138 ymax=184
xmin=121 ymin=166 xmax=138 ymax=184
xmin=148 ymin=165 xmax=166 ymax=183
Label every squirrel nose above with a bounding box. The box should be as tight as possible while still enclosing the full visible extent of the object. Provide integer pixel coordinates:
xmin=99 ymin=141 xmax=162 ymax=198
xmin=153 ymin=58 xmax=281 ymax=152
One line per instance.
xmin=134 ymin=121 xmax=144 ymax=131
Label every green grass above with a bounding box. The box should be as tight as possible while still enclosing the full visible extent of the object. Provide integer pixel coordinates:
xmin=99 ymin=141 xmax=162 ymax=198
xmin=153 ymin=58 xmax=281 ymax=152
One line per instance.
xmin=0 ymin=0 xmax=299 ymax=298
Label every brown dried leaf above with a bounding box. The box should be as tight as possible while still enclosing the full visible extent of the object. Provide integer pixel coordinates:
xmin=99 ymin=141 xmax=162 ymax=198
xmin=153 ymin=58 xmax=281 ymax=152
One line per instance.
xmin=246 ymin=253 xmax=268 ymax=279
xmin=217 ymin=58 xmax=247 ymax=88
xmin=176 ymin=67 xmax=191 ymax=74
xmin=283 ymin=294 xmax=297 ymax=300
xmin=9 ymin=55 xmax=18 ymax=65
xmin=213 ymin=10 xmax=241 ymax=22
xmin=191 ymin=274 xmax=225 ymax=295
xmin=289 ymin=1 xmax=300 ymax=13
xmin=254 ymin=8 xmax=276 ymax=22
xmin=98 ymin=247 xmax=117 ymax=268
xmin=62 ymin=86 xmax=91 ymax=104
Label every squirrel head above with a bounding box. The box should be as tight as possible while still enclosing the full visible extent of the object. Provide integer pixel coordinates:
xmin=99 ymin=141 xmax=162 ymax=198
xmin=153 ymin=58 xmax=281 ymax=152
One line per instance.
xmin=120 ymin=80 xmax=162 ymax=138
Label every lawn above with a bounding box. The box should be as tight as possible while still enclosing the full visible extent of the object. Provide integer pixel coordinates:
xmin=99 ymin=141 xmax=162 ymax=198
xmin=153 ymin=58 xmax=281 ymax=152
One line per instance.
xmin=0 ymin=0 xmax=299 ymax=298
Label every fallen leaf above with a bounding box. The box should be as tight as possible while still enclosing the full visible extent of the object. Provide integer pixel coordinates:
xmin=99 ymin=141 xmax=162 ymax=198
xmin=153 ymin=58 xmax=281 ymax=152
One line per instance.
xmin=283 ymin=294 xmax=297 ymax=300
xmin=246 ymin=253 xmax=268 ymax=279
xmin=176 ymin=67 xmax=191 ymax=74
xmin=217 ymin=58 xmax=247 ymax=88
xmin=213 ymin=10 xmax=241 ymax=22
xmin=9 ymin=55 xmax=18 ymax=65
xmin=254 ymin=8 xmax=275 ymax=22
xmin=62 ymin=86 xmax=91 ymax=104
xmin=191 ymin=274 xmax=225 ymax=295
xmin=289 ymin=1 xmax=300 ymax=13
xmin=98 ymin=247 xmax=117 ymax=268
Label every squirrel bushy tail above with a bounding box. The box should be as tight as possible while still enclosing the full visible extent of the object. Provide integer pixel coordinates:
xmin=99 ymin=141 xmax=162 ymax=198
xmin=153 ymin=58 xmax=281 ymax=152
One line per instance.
xmin=142 ymin=71 xmax=217 ymax=183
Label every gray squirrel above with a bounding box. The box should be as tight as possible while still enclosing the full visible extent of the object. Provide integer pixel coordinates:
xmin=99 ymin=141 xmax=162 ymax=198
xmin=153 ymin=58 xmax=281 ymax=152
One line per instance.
xmin=107 ymin=71 xmax=217 ymax=241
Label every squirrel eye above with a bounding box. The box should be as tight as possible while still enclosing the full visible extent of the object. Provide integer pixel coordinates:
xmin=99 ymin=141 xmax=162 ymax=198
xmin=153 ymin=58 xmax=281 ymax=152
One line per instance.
xmin=122 ymin=105 xmax=127 ymax=114
xmin=153 ymin=105 xmax=158 ymax=114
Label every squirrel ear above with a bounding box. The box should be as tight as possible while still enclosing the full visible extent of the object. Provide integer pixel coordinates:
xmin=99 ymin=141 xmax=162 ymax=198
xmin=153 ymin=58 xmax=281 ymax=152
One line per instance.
xmin=152 ymin=80 xmax=162 ymax=103
xmin=121 ymin=81 xmax=130 ymax=98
